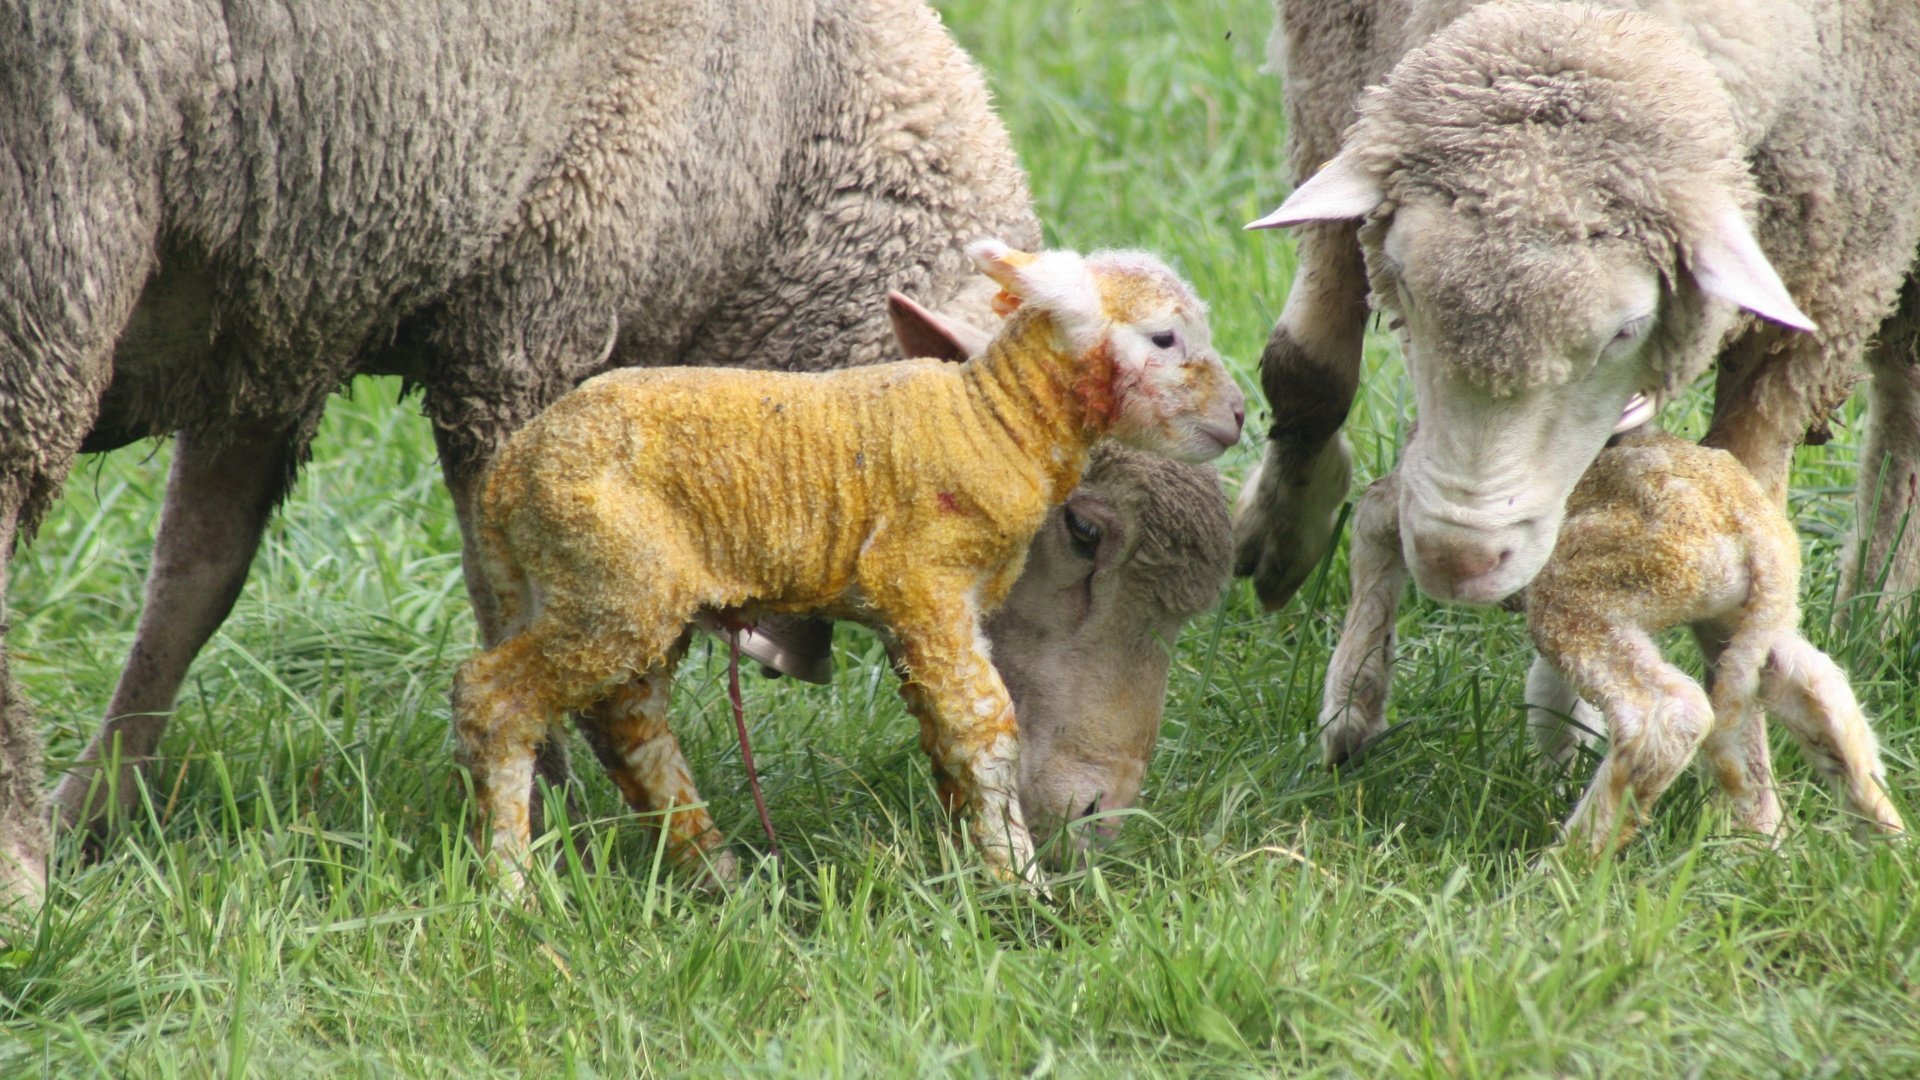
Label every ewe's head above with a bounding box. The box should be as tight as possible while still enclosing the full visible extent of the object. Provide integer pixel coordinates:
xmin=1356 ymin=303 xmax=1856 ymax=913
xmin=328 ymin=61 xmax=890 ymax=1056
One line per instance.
xmin=967 ymin=240 xmax=1245 ymax=462
xmin=985 ymin=444 xmax=1231 ymax=865
xmin=1246 ymin=0 xmax=1813 ymax=604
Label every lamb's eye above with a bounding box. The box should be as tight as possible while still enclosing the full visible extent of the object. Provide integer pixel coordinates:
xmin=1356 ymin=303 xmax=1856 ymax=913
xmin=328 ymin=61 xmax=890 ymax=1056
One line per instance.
xmin=1063 ymin=506 xmax=1102 ymax=559
xmin=1150 ymin=330 xmax=1177 ymax=349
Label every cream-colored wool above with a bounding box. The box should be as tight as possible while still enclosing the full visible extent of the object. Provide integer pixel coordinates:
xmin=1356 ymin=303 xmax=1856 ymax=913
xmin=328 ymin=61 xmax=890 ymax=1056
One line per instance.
xmin=1527 ymin=430 xmax=1905 ymax=852
xmin=451 ymin=243 xmax=1243 ymax=884
xmin=1237 ymin=0 xmax=1920 ymax=627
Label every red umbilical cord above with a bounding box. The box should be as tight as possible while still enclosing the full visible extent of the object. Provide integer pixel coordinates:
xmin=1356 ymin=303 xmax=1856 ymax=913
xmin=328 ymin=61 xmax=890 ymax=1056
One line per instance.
xmin=730 ymin=630 xmax=779 ymax=861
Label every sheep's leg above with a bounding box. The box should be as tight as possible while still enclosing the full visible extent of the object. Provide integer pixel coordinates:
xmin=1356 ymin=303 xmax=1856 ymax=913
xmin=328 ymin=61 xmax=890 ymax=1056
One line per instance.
xmin=1693 ymin=625 xmax=1784 ymax=840
xmin=1233 ymin=220 xmax=1369 ymax=610
xmin=1841 ymin=275 xmax=1920 ymax=623
xmin=0 ymin=485 xmax=49 ymax=913
xmin=50 ymin=421 xmax=299 ymax=839
xmin=1758 ymin=634 xmax=1906 ymax=837
xmin=886 ymin=600 xmax=1039 ymax=885
xmin=575 ymin=635 xmax=741 ymax=886
xmin=1524 ymin=655 xmax=1602 ymax=768
xmin=1705 ymin=331 xmax=1851 ymax=506
xmin=1545 ymin=629 xmax=1715 ymax=855
xmin=1319 ymin=473 xmax=1405 ymax=765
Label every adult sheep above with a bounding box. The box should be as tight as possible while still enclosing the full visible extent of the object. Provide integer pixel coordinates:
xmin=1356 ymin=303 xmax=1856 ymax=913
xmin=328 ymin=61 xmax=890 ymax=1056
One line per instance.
xmin=1236 ymin=0 xmax=1920 ymax=625
xmin=0 ymin=0 xmax=1224 ymax=909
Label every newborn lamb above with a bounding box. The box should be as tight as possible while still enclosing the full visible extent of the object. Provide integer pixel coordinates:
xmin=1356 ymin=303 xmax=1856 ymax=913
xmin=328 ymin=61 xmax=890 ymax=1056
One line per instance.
xmin=451 ymin=241 xmax=1244 ymax=885
xmin=1527 ymin=430 xmax=1907 ymax=853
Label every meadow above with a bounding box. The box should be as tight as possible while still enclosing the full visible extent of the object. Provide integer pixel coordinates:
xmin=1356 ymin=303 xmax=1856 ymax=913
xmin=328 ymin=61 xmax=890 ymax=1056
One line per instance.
xmin=4 ymin=0 xmax=1917 ymax=1074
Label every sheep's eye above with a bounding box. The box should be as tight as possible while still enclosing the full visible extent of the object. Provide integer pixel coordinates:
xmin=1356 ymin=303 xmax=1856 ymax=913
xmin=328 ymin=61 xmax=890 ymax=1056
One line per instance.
xmin=1613 ymin=315 xmax=1652 ymax=343
xmin=1063 ymin=506 xmax=1102 ymax=559
xmin=1150 ymin=330 xmax=1177 ymax=349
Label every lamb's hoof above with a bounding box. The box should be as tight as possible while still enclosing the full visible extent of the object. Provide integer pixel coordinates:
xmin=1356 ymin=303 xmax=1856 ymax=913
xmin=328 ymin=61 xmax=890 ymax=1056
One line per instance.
xmin=687 ymin=847 xmax=742 ymax=895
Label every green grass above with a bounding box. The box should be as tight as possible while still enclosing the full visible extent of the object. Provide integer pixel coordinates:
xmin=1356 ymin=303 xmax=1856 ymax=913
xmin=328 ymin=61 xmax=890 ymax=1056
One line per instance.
xmin=6 ymin=0 xmax=1919 ymax=1074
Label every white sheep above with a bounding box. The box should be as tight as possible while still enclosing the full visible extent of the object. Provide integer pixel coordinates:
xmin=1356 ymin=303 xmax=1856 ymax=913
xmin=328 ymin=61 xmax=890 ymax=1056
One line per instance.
xmin=1237 ymin=0 xmax=1920 ymax=625
xmin=0 ymin=0 xmax=1039 ymax=909
xmin=451 ymin=242 xmax=1245 ymax=884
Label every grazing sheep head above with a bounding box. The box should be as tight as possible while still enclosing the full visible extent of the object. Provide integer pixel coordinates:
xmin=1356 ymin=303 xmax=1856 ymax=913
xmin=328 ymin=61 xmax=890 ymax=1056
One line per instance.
xmin=1246 ymin=0 xmax=1813 ymax=604
xmin=889 ymin=297 xmax=1233 ymax=862
xmin=968 ymin=240 xmax=1246 ymax=462
xmin=987 ymin=446 xmax=1230 ymax=863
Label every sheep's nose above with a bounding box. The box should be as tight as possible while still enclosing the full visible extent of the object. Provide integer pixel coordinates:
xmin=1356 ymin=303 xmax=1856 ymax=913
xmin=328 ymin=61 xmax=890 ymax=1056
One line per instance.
xmin=1410 ymin=528 xmax=1513 ymax=598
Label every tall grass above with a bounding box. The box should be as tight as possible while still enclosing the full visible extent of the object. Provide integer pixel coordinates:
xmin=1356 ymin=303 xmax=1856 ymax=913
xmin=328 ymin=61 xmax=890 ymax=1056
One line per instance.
xmin=4 ymin=0 xmax=1917 ymax=1074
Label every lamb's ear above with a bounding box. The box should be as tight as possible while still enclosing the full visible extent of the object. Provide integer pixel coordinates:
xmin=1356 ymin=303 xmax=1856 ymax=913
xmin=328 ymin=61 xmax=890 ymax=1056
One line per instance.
xmin=967 ymin=239 xmax=1099 ymax=323
xmin=888 ymin=290 xmax=992 ymax=362
xmin=1686 ymin=202 xmax=1817 ymax=332
xmin=1246 ymin=156 xmax=1384 ymax=230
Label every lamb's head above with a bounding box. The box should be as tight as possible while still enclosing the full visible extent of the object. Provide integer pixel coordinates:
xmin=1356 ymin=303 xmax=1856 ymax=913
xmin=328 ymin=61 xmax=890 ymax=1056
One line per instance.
xmin=1246 ymin=0 xmax=1813 ymax=604
xmin=968 ymin=240 xmax=1245 ymax=462
xmin=984 ymin=444 xmax=1231 ymax=864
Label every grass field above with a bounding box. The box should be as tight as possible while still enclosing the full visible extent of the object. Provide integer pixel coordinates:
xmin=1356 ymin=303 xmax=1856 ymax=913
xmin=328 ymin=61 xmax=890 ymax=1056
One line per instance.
xmin=6 ymin=0 xmax=1919 ymax=1074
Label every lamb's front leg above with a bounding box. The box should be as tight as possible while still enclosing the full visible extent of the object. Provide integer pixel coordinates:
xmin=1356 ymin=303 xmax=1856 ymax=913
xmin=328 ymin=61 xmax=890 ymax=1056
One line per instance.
xmin=1320 ymin=473 xmax=1406 ymax=766
xmin=1523 ymin=655 xmax=1602 ymax=768
xmin=887 ymin=601 xmax=1039 ymax=886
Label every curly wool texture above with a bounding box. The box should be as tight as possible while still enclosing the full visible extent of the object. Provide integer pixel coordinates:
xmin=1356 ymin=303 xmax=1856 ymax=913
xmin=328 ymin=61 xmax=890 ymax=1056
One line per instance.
xmin=1347 ymin=2 xmax=1756 ymax=395
xmin=0 ymin=0 xmax=1038 ymax=531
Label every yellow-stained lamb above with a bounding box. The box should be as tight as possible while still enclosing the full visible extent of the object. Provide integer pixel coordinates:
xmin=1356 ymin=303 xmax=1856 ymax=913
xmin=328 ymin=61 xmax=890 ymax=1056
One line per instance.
xmin=451 ymin=241 xmax=1245 ymax=885
xmin=1526 ymin=429 xmax=1907 ymax=854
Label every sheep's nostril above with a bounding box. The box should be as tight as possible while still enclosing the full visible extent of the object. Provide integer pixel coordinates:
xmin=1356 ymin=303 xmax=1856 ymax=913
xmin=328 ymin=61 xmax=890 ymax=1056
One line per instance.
xmin=1081 ymin=798 xmax=1101 ymax=820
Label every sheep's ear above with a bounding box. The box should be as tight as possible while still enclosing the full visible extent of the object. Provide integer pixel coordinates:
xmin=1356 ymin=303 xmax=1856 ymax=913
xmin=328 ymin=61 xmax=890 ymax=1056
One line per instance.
xmin=887 ymin=290 xmax=992 ymax=362
xmin=1686 ymin=203 xmax=1817 ymax=333
xmin=1246 ymin=156 xmax=1384 ymax=230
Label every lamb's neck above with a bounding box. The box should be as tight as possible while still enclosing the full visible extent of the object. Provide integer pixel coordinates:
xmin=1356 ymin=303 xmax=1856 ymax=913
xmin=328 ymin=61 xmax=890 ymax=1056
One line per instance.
xmin=960 ymin=315 xmax=1113 ymax=501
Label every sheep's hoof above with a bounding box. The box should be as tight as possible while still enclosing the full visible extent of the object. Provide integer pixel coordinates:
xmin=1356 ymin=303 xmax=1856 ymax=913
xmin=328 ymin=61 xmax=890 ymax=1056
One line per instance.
xmin=1321 ymin=721 xmax=1384 ymax=769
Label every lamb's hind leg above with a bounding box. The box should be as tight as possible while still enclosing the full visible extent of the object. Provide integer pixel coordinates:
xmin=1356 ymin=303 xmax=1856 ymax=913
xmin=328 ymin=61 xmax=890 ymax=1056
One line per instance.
xmin=1758 ymin=634 xmax=1906 ymax=837
xmin=50 ymin=421 xmax=300 ymax=838
xmin=435 ymin=429 xmax=583 ymax=838
xmin=1542 ymin=627 xmax=1715 ymax=855
xmin=1693 ymin=624 xmax=1784 ymax=840
xmin=574 ymin=633 xmax=739 ymax=886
